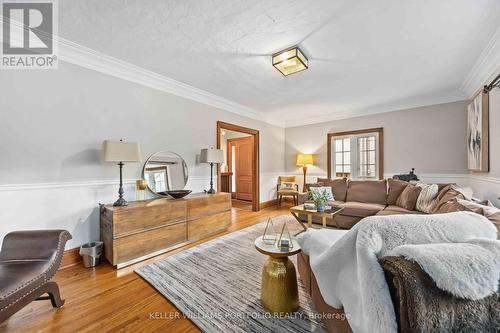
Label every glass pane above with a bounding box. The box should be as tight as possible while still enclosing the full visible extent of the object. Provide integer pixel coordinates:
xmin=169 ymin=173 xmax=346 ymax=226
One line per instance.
xmin=367 ymin=136 xmax=375 ymax=150
xmin=368 ymin=165 xmax=376 ymax=177
xmin=335 ymin=139 xmax=343 ymax=151
xmin=357 ymin=138 xmax=365 ymax=151
xmin=335 ymin=152 xmax=343 ymax=164
xmin=343 ymin=138 xmax=350 ymax=150
xmin=369 ymin=151 xmax=376 ymax=164
xmin=336 ymin=166 xmax=343 ymax=173
xmin=343 ymin=152 xmax=350 ymax=164
xmin=345 ymin=165 xmax=351 ymax=173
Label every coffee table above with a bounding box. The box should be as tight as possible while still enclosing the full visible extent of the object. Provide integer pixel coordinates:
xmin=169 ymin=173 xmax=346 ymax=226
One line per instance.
xmin=290 ymin=204 xmax=344 ymax=229
xmin=254 ymin=236 xmax=301 ymax=314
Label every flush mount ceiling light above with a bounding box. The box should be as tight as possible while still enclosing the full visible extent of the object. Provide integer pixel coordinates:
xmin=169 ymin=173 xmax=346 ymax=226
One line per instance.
xmin=272 ymin=46 xmax=308 ymax=76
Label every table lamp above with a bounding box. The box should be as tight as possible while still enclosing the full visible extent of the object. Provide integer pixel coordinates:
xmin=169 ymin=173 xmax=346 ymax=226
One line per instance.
xmin=200 ymin=147 xmax=224 ymax=194
xmin=296 ymin=153 xmax=314 ymax=192
xmin=104 ymin=140 xmax=141 ymax=206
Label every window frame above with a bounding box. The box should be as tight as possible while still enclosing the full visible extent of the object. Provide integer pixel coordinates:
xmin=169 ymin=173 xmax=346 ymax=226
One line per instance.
xmin=327 ymin=128 xmax=384 ymax=180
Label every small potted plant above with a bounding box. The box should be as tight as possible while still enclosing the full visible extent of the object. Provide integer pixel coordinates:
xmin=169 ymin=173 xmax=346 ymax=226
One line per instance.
xmin=310 ymin=189 xmax=330 ymax=212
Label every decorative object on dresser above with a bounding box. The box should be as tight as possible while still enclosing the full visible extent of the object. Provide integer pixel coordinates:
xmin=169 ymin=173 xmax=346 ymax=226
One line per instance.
xmin=392 ymin=168 xmax=419 ymax=182
xmin=277 ymin=176 xmax=299 ymax=207
xmin=135 ymin=179 xmax=148 ymax=201
xmin=100 ymin=192 xmax=231 ymax=268
xmin=143 ymin=151 xmax=189 ymax=198
xmin=200 ymin=147 xmax=225 ymax=194
xmin=296 ymin=153 xmax=314 ymax=192
xmin=103 ymin=140 xmax=141 ymax=206
xmin=467 ymin=90 xmax=489 ymax=172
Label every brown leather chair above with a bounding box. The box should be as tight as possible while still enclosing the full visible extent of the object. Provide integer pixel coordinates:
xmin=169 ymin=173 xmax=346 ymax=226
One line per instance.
xmin=0 ymin=230 xmax=72 ymax=322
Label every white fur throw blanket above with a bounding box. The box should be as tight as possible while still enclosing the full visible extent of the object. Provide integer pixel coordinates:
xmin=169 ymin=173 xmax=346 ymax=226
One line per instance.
xmin=296 ymin=211 xmax=499 ymax=333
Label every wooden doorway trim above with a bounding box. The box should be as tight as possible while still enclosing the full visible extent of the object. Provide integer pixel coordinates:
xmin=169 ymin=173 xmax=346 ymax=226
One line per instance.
xmin=327 ymin=127 xmax=384 ymax=180
xmin=217 ymin=121 xmax=260 ymax=211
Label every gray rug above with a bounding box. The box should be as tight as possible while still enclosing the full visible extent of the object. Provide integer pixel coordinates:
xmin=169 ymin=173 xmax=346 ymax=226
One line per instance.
xmin=136 ymin=218 xmax=326 ymax=333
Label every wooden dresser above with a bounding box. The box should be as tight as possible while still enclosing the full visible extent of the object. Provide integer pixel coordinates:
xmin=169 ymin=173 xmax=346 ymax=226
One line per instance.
xmin=100 ymin=192 xmax=231 ymax=268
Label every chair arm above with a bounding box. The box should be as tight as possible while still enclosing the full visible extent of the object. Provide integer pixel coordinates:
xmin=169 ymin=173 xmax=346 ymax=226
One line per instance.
xmin=0 ymin=230 xmax=72 ymax=261
xmin=298 ymin=192 xmax=310 ymax=205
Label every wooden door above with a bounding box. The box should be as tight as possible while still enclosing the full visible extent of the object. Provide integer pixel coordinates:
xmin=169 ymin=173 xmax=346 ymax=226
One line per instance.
xmin=227 ymin=136 xmax=253 ymax=201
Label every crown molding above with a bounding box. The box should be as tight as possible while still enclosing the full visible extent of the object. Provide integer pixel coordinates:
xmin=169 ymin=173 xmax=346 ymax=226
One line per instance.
xmin=460 ymin=26 xmax=500 ymax=98
xmin=52 ymin=37 xmax=283 ymax=126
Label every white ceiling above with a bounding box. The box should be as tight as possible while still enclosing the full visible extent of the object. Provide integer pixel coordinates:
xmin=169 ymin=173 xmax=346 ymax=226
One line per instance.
xmin=59 ymin=0 xmax=500 ymax=127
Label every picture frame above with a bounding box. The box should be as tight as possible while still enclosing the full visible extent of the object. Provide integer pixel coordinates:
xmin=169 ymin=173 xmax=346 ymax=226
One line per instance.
xmin=467 ymin=90 xmax=489 ymax=172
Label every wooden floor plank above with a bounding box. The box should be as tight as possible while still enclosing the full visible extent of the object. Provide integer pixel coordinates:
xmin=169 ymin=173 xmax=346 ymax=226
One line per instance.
xmin=0 ymin=205 xmax=292 ymax=333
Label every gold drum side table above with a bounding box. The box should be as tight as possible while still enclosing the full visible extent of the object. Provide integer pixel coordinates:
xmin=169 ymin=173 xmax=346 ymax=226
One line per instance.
xmin=254 ymin=236 xmax=302 ymax=314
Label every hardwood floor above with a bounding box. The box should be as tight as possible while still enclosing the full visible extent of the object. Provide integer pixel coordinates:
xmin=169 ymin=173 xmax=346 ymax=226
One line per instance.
xmin=0 ymin=205 xmax=290 ymax=333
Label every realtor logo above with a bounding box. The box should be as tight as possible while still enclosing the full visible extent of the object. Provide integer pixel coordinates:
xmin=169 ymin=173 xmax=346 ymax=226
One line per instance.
xmin=1 ymin=0 xmax=58 ymax=69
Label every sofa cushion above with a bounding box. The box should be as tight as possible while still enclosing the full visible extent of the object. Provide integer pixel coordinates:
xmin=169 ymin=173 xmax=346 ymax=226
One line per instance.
xmin=346 ymin=180 xmax=388 ymax=205
xmin=327 ymin=200 xmax=345 ymax=208
xmin=334 ymin=214 xmax=362 ymax=229
xmin=341 ymin=201 xmax=386 ymax=218
xmin=317 ymin=178 xmax=348 ymax=202
xmin=387 ymin=179 xmax=408 ymax=205
xmin=396 ymin=185 xmax=422 ymax=211
xmin=377 ymin=205 xmax=424 ymax=216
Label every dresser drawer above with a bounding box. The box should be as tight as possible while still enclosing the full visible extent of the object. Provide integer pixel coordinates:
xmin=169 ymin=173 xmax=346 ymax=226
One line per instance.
xmin=113 ymin=222 xmax=187 ymax=265
xmin=188 ymin=211 xmax=231 ymax=241
xmin=113 ymin=199 xmax=187 ymax=237
xmin=187 ymin=193 xmax=231 ymax=221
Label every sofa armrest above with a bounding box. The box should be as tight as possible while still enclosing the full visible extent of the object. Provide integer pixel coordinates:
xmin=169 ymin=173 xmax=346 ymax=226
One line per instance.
xmin=0 ymin=230 xmax=72 ymax=261
xmin=298 ymin=192 xmax=310 ymax=205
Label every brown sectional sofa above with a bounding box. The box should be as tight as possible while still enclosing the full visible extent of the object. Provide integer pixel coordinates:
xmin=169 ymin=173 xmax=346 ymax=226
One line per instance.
xmin=297 ymin=178 xmax=500 ymax=332
xmin=299 ymin=178 xmax=500 ymax=234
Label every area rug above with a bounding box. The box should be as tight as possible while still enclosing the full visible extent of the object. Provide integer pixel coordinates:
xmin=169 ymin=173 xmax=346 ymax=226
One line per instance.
xmin=135 ymin=217 xmax=326 ymax=333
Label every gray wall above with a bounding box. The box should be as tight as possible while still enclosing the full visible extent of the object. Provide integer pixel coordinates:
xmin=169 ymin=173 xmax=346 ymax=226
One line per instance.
xmin=0 ymin=62 xmax=285 ymax=248
xmin=285 ymin=101 xmax=468 ymax=179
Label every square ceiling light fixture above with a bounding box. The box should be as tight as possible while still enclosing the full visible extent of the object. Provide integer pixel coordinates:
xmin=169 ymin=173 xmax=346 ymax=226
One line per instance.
xmin=272 ymin=46 xmax=308 ymax=76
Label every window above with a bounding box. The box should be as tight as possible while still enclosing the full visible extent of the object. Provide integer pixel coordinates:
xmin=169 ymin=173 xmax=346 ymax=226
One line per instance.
xmin=328 ymin=128 xmax=383 ymax=180
xmin=333 ymin=138 xmax=351 ymax=178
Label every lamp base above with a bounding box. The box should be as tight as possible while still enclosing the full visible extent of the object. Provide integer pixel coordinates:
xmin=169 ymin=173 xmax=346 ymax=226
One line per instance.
xmin=113 ymin=197 xmax=128 ymax=206
xmin=206 ymin=188 xmax=216 ymax=194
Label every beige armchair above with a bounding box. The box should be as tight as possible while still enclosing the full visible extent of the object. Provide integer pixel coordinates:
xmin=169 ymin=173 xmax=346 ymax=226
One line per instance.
xmin=277 ymin=176 xmax=299 ymax=207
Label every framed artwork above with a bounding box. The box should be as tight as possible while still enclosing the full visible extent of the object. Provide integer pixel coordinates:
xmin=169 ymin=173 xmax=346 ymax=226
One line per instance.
xmin=467 ymin=90 xmax=489 ymax=172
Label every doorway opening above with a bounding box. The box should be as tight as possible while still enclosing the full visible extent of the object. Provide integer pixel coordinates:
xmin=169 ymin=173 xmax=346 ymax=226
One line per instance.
xmin=216 ymin=121 xmax=259 ymax=212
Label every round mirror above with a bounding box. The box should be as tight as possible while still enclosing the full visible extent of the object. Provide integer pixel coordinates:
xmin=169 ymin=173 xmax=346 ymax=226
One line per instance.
xmin=143 ymin=151 xmax=189 ymax=197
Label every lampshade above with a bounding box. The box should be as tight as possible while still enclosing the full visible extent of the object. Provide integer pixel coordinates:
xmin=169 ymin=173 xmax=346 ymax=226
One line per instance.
xmin=200 ymin=148 xmax=224 ymax=164
xmin=103 ymin=140 xmax=141 ymax=162
xmin=296 ymin=153 xmax=314 ymax=166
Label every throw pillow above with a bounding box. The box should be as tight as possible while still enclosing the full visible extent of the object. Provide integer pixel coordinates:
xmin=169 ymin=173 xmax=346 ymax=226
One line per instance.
xmin=303 ymin=182 xmax=324 ymax=192
xmin=387 ymin=179 xmax=408 ymax=205
xmin=280 ymin=182 xmax=296 ymax=190
xmin=317 ymin=178 xmax=348 ymax=201
xmin=431 ymin=185 xmax=466 ymax=213
xmin=415 ymin=183 xmax=439 ymax=213
xmin=395 ymin=185 xmax=422 ymax=211
xmin=309 ymin=186 xmax=334 ymax=201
